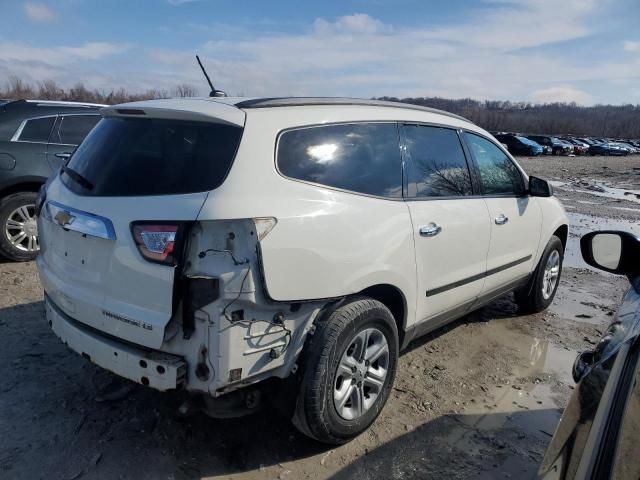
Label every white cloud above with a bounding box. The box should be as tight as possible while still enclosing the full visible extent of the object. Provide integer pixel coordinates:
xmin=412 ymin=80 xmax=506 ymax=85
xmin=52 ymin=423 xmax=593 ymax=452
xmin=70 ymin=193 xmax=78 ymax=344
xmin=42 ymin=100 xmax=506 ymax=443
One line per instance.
xmin=313 ymin=13 xmax=386 ymax=35
xmin=5 ymin=3 xmax=640 ymax=104
xmin=530 ymin=86 xmax=593 ymax=104
xmin=623 ymin=40 xmax=640 ymax=53
xmin=24 ymin=2 xmax=55 ymax=23
xmin=0 ymin=42 xmax=129 ymax=64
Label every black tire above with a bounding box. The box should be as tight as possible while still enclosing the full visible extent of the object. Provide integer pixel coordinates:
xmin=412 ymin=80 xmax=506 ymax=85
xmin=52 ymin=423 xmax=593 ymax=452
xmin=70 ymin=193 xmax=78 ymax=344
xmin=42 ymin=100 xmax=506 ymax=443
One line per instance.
xmin=293 ymin=297 xmax=399 ymax=444
xmin=0 ymin=192 xmax=39 ymax=262
xmin=515 ymin=236 xmax=564 ymax=313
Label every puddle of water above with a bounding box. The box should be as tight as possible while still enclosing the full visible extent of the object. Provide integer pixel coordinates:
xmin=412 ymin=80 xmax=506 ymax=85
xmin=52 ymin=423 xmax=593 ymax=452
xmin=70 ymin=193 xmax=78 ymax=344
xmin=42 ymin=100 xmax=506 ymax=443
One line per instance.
xmin=564 ymin=212 xmax=640 ymax=269
xmin=551 ymin=180 xmax=640 ymax=204
xmin=459 ymin=338 xmax=574 ymax=426
xmin=550 ymin=286 xmax=613 ymax=324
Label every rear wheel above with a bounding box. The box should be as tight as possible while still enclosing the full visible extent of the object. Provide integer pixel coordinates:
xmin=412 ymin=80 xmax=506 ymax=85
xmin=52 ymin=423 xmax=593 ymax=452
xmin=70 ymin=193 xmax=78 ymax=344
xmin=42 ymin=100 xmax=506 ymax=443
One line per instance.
xmin=0 ymin=192 xmax=40 ymax=261
xmin=515 ymin=236 xmax=563 ymax=313
xmin=294 ymin=297 xmax=398 ymax=444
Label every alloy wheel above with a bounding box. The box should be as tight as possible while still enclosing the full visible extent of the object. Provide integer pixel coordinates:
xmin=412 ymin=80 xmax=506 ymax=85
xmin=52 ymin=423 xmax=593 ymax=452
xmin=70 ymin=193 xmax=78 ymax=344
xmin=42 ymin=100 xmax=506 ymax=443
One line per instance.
xmin=541 ymin=250 xmax=560 ymax=300
xmin=333 ymin=327 xmax=390 ymax=420
xmin=4 ymin=204 xmax=39 ymax=253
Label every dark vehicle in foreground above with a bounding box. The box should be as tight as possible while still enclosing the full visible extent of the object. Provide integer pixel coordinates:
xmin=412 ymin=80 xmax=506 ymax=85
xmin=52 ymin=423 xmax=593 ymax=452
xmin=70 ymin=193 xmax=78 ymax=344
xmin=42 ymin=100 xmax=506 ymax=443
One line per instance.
xmin=526 ymin=135 xmax=572 ymax=156
xmin=494 ymin=133 xmax=543 ymax=156
xmin=539 ymin=230 xmax=640 ymax=479
xmin=0 ymin=99 xmax=104 ymax=260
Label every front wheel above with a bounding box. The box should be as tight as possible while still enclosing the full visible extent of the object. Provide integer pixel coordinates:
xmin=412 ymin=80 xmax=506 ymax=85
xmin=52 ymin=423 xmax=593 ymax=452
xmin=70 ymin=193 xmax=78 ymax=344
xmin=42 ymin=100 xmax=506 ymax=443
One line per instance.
xmin=0 ymin=192 xmax=40 ymax=261
xmin=515 ymin=236 xmax=563 ymax=313
xmin=293 ymin=297 xmax=398 ymax=444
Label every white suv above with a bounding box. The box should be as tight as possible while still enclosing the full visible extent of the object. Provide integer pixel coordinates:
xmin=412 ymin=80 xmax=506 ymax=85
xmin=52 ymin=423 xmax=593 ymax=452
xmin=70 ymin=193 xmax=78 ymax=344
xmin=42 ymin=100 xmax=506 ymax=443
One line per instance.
xmin=36 ymin=97 xmax=568 ymax=444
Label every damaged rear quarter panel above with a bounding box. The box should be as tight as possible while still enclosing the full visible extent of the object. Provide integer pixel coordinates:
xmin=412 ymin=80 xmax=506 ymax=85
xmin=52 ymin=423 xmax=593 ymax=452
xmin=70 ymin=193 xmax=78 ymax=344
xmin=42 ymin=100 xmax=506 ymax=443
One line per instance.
xmin=173 ymin=219 xmax=323 ymax=395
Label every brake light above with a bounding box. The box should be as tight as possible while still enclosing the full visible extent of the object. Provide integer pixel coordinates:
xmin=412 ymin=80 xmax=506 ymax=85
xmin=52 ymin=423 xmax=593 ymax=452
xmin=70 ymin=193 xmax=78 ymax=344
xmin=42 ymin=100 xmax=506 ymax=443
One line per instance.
xmin=132 ymin=223 xmax=179 ymax=265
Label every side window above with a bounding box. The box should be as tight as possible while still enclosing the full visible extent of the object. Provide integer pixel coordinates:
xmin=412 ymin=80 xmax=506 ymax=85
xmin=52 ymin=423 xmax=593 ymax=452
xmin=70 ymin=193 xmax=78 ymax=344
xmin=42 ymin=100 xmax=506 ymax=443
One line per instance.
xmin=17 ymin=117 xmax=56 ymax=142
xmin=464 ymin=132 xmax=525 ymax=195
xmin=277 ymin=123 xmax=402 ymax=198
xmin=55 ymin=115 xmax=101 ymax=145
xmin=403 ymin=125 xmax=472 ymax=197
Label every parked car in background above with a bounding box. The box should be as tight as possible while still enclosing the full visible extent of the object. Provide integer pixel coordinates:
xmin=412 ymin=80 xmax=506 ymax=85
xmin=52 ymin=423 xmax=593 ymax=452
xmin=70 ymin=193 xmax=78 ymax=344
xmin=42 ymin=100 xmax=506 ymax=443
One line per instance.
xmin=36 ymin=96 xmax=568 ymax=444
xmin=557 ymin=139 xmax=576 ymax=156
xmin=562 ymin=138 xmax=589 ymax=155
xmin=587 ymin=141 xmax=629 ymax=156
xmin=0 ymin=99 xmax=104 ymax=260
xmin=526 ymin=135 xmax=572 ymax=156
xmin=615 ymin=142 xmax=640 ymax=154
xmin=494 ymin=133 xmax=543 ymax=156
xmin=539 ymin=230 xmax=640 ymax=480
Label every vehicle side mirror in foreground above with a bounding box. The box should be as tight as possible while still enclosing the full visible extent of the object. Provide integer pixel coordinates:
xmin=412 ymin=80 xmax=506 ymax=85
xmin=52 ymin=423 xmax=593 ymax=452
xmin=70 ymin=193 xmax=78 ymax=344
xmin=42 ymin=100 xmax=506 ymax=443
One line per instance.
xmin=580 ymin=230 xmax=640 ymax=277
xmin=529 ymin=176 xmax=553 ymax=197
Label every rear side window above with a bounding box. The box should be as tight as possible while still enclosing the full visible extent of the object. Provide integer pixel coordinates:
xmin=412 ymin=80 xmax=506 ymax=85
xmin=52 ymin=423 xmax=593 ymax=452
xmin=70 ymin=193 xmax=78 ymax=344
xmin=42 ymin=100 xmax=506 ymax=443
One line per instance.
xmin=17 ymin=116 xmax=55 ymax=142
xmin=403 ymin=125 xmax=472 ymax=197
xmin=54 ymin=115 xmax=100 ymax=145
xmin=464 ymin=132 xmax=525 ymax=195
xmin=62 ymin=117 xmax=243 ymax=196
xmin=277 ymin=123 xmax=402 ymax=198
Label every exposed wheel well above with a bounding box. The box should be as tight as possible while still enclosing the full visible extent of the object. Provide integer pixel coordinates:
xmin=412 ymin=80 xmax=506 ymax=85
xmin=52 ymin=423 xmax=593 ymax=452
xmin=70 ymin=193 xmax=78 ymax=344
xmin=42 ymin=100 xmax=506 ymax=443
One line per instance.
xmin=553 ymin=224 xmax=568 ymax=251
xmin=0 ymin=182 xmax=44 ymax=200
xmin=359 ymin=284 xmax=406 ymax=344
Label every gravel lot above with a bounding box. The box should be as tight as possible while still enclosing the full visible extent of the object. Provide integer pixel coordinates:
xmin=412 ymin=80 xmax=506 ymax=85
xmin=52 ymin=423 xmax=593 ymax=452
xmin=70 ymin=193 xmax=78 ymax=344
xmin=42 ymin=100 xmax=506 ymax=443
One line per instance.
xmin=1 ymin=155 xmax=639 ymax=480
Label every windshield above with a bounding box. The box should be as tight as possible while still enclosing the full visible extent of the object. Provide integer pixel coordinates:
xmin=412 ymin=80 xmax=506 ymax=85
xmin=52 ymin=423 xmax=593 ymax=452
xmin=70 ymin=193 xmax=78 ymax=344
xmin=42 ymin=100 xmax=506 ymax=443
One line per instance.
xmin=61 ymin=117 xmax=243 ymax=196
xmin=516 ymin=136 xmax=536 ymax=146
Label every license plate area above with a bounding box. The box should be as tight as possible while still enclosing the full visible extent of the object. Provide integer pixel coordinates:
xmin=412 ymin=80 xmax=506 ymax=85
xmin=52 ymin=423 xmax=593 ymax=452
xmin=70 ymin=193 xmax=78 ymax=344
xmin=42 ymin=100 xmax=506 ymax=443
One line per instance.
xmin=48 ymin=223 xmax=112 ymax=281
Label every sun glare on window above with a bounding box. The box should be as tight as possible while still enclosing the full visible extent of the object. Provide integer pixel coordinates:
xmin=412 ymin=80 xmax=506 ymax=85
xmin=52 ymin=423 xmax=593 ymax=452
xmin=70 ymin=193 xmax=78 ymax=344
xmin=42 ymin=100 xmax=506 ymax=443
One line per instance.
xmin=307 ymin=143 xmax=338 ymax=164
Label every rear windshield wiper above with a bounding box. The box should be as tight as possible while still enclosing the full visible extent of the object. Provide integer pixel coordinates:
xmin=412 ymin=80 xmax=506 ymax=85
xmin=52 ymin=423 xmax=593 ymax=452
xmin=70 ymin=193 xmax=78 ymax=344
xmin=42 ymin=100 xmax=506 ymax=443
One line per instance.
xmin=61 ymin=165 xmax=94 ymax=191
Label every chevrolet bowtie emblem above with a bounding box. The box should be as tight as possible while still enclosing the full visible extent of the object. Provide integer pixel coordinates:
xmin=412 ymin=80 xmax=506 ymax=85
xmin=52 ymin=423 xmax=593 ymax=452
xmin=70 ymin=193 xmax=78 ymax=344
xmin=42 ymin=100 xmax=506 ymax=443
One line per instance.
xmin=54 ymin=210 xmax=75 ymax=227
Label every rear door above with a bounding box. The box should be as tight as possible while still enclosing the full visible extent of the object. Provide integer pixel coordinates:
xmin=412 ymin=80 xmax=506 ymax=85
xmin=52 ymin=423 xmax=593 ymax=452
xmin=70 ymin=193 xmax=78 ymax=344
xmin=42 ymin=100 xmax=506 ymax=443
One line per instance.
xmin=402 ymin=124 xmax=491 ymax=326
xmin=462 ymin=132 xmax=542 ymax=295
xmin=38 ymin=109 xmax=245 ymax=348
xmin=45 ymin=114 xmax=101 ymax=170
xmin=4 ymin=115 xmax=55 ymax=173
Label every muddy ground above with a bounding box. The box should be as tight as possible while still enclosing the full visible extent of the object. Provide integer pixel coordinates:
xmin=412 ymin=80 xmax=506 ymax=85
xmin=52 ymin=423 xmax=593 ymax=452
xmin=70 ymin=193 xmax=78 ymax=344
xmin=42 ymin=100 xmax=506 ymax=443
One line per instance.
xmin=1 ymin=155 xmax=639 ymax=480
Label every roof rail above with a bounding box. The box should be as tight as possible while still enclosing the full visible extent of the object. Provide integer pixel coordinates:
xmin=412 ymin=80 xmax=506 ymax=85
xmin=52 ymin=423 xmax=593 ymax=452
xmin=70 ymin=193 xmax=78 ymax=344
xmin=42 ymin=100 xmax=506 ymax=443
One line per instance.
xmin=234 ymin=97 xmax=470 ymax=122
xmin=23 ymin=99 xmax=107 ymax=108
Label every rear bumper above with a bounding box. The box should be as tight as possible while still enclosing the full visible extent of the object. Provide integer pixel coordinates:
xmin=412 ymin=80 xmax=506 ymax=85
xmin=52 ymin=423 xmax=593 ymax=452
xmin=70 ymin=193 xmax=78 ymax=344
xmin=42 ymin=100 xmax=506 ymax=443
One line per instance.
xmin=44 ymin=294 xmax=186 ymax=391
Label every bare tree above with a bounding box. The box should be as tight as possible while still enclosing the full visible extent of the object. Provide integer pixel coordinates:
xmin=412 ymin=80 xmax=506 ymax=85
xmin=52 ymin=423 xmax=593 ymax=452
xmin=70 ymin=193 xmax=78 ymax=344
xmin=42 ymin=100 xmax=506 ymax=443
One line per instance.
xmin=172 ymin=83 xmax=199 ymax=98
xmin=379 ymin=96 xmax=640 ymax=138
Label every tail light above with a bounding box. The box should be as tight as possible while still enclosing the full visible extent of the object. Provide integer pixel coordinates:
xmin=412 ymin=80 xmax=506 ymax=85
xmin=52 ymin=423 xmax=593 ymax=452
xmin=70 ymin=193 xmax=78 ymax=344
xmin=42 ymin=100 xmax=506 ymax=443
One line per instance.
xmin=131 ymin=222 xmax=181 ymax=265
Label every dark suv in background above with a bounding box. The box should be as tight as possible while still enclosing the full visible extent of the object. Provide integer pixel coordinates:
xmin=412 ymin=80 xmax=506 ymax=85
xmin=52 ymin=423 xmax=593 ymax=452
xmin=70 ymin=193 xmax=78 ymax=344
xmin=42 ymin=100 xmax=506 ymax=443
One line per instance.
xmin=526 ymin=135 xmax=572 ymax=156
xmin=0 ymin=99 xmax=104 ymax=260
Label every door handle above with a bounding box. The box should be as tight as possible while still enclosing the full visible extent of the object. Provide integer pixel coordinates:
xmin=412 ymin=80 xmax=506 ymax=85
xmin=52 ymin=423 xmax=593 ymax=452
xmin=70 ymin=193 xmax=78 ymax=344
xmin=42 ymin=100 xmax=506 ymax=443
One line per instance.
xmin=495 ymin=214 xmax=509 ymax=225
xmin=55 ymin=152 xmax=72 ymax=161
xmin=419 ymin=223 xmax=442 ymax=237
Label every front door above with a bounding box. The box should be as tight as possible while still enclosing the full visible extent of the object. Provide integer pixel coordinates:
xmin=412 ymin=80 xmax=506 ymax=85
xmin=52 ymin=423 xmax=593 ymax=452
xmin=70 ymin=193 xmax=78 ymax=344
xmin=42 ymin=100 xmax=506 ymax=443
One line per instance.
xmin=402 ymin=124 xmax=491 ymax=325
xmin=463 ymin=132 xmax=542 ymax=294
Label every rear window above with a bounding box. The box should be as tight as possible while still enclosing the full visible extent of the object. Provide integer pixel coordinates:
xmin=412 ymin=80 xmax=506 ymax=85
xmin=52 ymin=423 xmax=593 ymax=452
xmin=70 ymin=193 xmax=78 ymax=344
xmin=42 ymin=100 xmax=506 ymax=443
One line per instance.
xmin=61 ymin=117 xmax=243 ymax=196
xmin=17 ymin=116 xmax=56 ymax=142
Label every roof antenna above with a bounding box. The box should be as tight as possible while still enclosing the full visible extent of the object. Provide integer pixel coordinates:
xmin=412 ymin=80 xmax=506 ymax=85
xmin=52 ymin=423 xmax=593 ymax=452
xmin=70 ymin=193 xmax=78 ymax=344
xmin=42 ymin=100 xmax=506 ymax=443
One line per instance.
xmin=196 ymin=55 xmax=227 ymax=97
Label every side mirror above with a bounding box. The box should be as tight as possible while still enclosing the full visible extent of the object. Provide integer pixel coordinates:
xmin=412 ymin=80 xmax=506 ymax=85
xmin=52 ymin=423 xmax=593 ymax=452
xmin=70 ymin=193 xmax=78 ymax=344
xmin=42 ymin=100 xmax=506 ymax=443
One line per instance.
xmin=529 ymin=176 xmax=553 ymax=197
xmin=580 ymin=231 xmax=640 ymax=277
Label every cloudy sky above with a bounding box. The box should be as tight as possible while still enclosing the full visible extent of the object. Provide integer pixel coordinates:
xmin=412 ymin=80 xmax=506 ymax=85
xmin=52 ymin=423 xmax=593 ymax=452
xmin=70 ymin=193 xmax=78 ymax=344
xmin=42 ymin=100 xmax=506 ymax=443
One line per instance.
xmin=1 ymin=0 xmax=639 ymax=105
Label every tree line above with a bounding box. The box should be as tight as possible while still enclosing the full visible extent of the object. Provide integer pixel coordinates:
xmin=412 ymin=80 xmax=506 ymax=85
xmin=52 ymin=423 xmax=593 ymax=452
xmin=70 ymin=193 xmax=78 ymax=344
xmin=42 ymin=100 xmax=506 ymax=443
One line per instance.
xmin=0 ymin=76 xmax=199 ymax=106
xmin=2 ymin=76 xmax=639 ymax=138
xmin=378 ymin=96 xmax=640 ymax=139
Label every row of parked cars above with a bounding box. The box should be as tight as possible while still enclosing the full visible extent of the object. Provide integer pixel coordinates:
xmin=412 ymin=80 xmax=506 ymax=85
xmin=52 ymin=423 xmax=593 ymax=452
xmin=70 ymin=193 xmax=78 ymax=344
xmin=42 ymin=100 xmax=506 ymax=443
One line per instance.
xmin=493 ymin=131 xmax=640 ymax=157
